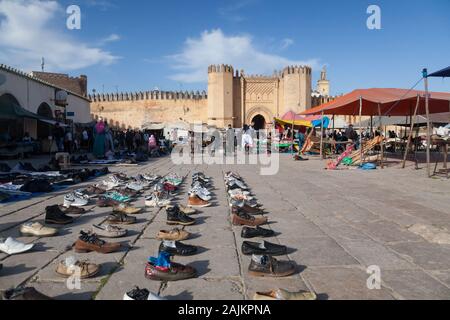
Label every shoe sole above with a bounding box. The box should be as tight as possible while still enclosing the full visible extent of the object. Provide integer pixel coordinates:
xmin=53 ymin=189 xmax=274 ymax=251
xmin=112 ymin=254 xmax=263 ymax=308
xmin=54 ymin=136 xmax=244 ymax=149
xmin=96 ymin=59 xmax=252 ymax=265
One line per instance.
xmin=248 ymin=269 xmax=295 ymax=277
xmin=45 ymin=219 xmax=73 ymax=225
xmin=20 ymin=231 xmax=58 ymax=237
xmin=187 ymin=203 xmax=211 ymax=208
xmin=167 ymin=221 xmax=195 ymax=226
xmin=55 ymin=267 xmax=100 ymax=279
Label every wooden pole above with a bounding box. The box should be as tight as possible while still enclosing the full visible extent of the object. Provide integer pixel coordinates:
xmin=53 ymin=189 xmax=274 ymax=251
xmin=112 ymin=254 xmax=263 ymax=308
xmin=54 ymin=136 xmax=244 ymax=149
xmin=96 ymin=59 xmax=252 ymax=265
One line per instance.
xmin=423 ymin=69 xmax=431 ymax=177
xmin=359 ymin=96 xmax=363 ymax=165
xmin=320 ymin=110 xmax=324 ymax=158
xmin=402 ymin=95 xmax=420 ymax=168
xmin=378 ymin=103 xmax=384 ymax=169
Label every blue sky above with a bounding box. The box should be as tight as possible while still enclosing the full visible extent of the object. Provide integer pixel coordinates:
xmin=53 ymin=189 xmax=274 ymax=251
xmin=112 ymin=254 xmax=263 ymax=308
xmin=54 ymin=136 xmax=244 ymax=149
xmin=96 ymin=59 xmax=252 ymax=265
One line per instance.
xmin=0 ymin=0 xmax=449 ymax=96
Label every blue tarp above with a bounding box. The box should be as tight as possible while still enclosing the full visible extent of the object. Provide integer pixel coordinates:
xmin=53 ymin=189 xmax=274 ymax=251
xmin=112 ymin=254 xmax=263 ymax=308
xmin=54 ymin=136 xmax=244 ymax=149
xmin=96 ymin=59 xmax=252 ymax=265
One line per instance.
xmin=428 ymin=66 xmax=450 ymax=78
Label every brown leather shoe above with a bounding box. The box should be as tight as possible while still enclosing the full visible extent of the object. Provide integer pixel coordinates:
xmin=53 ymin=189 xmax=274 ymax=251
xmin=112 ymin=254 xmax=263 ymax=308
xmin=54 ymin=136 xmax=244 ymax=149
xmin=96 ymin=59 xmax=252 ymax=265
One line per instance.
xmin=232 ymin=211 xmax=268 ymax=226
xmin=187 ymin=195 xmax=211 ymax=208
xmin=74 ymin=231 xmax=121 ymax=254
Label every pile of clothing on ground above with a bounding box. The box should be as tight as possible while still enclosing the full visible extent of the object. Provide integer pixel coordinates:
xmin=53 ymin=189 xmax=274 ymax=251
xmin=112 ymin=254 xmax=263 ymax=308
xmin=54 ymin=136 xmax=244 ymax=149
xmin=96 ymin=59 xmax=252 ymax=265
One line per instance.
xmin=0 ymin=160 xmax=109 ymax=203
xmin=71 ymin=151 xmax=150 ymax=166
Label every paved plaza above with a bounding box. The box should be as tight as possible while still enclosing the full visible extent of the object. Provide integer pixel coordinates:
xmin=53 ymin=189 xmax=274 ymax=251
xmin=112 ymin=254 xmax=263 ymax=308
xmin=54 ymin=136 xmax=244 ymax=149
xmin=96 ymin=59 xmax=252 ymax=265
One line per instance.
xmin=1 ymin=155 xmax=450 ymax=300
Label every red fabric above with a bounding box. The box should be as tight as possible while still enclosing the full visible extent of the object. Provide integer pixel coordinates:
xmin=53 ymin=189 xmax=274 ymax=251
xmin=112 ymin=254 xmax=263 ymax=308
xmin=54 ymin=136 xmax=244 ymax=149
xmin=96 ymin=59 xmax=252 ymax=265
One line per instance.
xmin=300 ymin=88 xmax=450 ymax=116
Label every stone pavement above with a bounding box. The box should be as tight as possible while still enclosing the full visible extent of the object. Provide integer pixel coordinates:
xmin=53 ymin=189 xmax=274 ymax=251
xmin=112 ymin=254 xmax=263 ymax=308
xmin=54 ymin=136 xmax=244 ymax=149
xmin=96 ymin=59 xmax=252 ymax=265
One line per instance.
xmin=1 ymin=154 xmax=450 ymax=300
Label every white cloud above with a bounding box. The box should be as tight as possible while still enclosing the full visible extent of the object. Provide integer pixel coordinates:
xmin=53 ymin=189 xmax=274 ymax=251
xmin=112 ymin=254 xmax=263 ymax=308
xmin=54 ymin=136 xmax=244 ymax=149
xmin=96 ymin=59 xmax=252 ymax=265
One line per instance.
xmin=100 ymin=33 xmax=121 ymax=45
xmin=280 ymin=38 xmax=294 ymax=50
xmin=0 ymin=0 xmax=119 ymax=72
xmin=168 ymin=29 xmax=320 ymax=83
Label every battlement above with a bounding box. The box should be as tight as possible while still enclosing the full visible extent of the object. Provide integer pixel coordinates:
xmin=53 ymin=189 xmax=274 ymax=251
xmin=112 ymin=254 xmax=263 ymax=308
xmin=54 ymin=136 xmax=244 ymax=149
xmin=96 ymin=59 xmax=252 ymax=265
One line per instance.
xmin=88 ymin=90 xmax=208 ymax=102
xmin=281 ymin=65 xmax=312 ymax=76
xmin=208 ymin=64 xmax=234 ymax=74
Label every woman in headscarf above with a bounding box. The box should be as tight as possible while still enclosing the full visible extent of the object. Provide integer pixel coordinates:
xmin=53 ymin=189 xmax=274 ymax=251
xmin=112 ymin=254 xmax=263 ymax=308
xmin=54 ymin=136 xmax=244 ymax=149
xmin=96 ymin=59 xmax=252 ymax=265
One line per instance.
xmin=93 ymin=118 xmax=106 ymax=158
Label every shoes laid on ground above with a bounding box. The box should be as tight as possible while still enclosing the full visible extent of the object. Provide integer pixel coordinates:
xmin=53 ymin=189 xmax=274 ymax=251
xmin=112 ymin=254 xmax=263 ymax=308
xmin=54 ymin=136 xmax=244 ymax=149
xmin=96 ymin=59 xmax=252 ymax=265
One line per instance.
xmin=189 ymin=190 xmax=211 ymax=202
xmin=116 ymin=188 xmax=139 ymax=198
xmin=63 ymin=193 xmax=89 ymax=207
xmin=231 ymin=204 xmax=263 ymax=215
xmin=123 ymin=287 xmax=165 ymax=300
xmin=59 ymin=205 xmax=87 ymax=215
xmin=92 ymin=224 xmax=127 ymax=238
xmin=158 ymin=240 xmax=197 ymax=256
xmin=0 ymin=237 xmax=34 ymax=255
xmin=166 ymin=206 xmax=196 ymax=226
xmin=241 ymin=226 xmax=275 ymax=239
xmin=126 ymin=182 xmax=145 ymax=192
xmin=113 ymin=203 xmax=142 ymax=215
xmin=231 ymin=211 xmax=267 ymax=227
xmin=102 ymin=176 xmax=122 ymax=190
xmin=145 ymin=193 xmax=171 ymax=207
xmin=105 ymin=212 xmax=136 ymax=225
xmin=96 ymin=196 xmax=121 ymax=207
xmin=253 ymin=289 xmax=317 ymax=300
xmin=20 ymin=222 xmax=58 ymax=237
xmin=82 ymin=185 xmax=106 ymax=196
xmin=74 ymin=231 xmax=121 ymax=254
xmin=242 ymin=241 xmax=287 ymax=256
xmin=187 ymin=194 xmax=211 ymax=208
xmin=45 ymin=205 xmax=74 ymax=225
xmin=103 ymin=192 xmax=131 ymax=203
xmin=248 ymin=255 xmax=296 ymax=277
xmin=2 ymin=287 xmax=52 ymax=300
xmin=166 ymin=204 xmax=197 ymax=215
xmin=157 ymin=228 xmax=190 ymax=241
xmin=145 ymin=259 xmax=196 ymax=282
xmin=55 ymin=256 xmax=100 ymax=279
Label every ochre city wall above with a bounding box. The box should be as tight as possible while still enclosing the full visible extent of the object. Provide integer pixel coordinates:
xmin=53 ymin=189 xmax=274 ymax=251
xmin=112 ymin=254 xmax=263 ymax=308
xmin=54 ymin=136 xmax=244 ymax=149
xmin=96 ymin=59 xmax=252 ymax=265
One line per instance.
xmin=90 ymin=93 xmax=208 ymax=129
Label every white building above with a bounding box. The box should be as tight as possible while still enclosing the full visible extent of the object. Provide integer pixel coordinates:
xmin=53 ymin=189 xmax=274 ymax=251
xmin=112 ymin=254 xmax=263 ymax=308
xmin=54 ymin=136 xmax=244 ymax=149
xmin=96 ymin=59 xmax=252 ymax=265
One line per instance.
xmin=0 ymin=64 xmax=91 ymax=143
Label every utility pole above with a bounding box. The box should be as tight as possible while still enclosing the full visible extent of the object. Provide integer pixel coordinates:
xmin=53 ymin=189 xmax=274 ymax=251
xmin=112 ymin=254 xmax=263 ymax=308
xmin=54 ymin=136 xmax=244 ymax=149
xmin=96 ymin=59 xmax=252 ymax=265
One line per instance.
xmin=41 ymin=57 xmax=45 ymax=72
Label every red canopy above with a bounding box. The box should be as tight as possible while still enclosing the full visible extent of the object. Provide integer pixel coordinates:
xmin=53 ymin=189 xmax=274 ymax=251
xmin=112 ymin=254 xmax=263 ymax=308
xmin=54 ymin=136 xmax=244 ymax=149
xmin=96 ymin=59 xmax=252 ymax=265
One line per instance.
xmin=301 ymin=88 xmax=450 ymax=116
xmin=280 ymin=110 xmax=303 ymax=121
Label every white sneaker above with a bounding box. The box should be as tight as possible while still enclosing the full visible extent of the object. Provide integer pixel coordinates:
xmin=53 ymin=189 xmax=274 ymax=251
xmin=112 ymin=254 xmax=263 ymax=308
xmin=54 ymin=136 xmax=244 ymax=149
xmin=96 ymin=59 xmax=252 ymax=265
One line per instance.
xmin=189 ymin=190 xmax=211 ymax=202
xmin=64 ymin=193 xmax=88 ymax=207
xmin=0 ymin=237 xmax=34 ymax=255
xmin=126 ymin=182 xmax=144 ymax=192
xmin=145 ymin=194 xmax=171 ymax=207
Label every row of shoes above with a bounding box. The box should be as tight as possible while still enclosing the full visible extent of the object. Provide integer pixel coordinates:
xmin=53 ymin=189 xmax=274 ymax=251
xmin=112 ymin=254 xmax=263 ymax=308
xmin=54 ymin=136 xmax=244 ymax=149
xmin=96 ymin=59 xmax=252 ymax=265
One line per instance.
xmin=224 ymin=172 xmax=316 ymax=300
xmin=145 ymin=172 xmax=213 ymax=284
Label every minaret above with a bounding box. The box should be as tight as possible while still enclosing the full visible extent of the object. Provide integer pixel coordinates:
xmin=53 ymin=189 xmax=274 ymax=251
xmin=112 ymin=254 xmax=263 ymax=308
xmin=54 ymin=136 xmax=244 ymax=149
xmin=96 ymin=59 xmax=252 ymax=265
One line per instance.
xmin=317 ymin=66 xmax=330 ymax=96
xmin=207 ymin=64 xmax=234 ymax=128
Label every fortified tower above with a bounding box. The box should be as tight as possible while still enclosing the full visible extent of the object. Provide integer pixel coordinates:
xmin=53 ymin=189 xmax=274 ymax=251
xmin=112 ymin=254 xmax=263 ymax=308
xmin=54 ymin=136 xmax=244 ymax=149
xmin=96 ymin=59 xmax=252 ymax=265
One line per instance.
xmin=282 ymin=65 xmax=312 ymax=114
xmin=207 ymin=64 xmax=234 ymax=128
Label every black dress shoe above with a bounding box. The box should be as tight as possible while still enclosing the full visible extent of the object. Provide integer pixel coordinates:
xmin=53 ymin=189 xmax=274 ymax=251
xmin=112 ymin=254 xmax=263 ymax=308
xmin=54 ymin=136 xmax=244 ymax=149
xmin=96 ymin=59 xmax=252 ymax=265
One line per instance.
xmin=241 ymin=241 xmax=287 ymax=256
xmin=159 ymin=241 xmax=198 ymax=256
xmin=45 ymin=205 xmax=74 ymax=225
xmin=241 ymin=226 xmax=275 ymax=239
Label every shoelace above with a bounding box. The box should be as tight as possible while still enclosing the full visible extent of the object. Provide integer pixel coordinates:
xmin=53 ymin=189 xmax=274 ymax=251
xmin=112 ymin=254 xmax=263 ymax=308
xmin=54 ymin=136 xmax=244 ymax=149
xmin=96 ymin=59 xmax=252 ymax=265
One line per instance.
xmin=80 ymin=232 xmax=105 ymax=246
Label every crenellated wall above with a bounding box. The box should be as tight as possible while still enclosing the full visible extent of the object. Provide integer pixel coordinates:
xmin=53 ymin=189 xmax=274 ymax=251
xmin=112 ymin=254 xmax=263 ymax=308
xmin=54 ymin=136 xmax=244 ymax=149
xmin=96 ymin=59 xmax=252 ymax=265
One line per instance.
xmin=90 ymin=64 xmax=333 ymax=130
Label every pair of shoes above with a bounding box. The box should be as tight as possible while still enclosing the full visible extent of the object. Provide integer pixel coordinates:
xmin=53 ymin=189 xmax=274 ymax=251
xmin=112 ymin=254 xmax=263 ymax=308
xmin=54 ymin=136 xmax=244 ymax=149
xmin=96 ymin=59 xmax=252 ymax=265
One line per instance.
xmin=103 ymin=192 xmax=131 ymax=203
xmin=113 ymin=203 xmax=142 ymax=215
xmin=74 ymin=231 xmax=121 ymax=254
xmin=123 ymin=287 xmax=165 ymax=300
xmin=2 ymin=287 xmax=53 ymax=300
xmin=241 ymin=226 xmax=274 ymax=238
xmin=248 ymin=255 xmax=296 ymax=277
xmin=45 ymin=205 xmax=74 ymax=225
xmin=166 ymin=204 xmax=197 ymax=215
xmin=231 ymin=203 xmax=263 ymax=215
xmin=231 ymin=211 xmax=267 ymax=226
xmin=145 ymin=252 xmax=196 ymax=282
xmin=145 ymin=192 xmax=171 ymax=207
xmin=0 ymin=237 xmax=34 ymax=255
xmin=254 ymin=289 xmax=316 ymax=300
xmin=92 ymin=224 xmax=127 ymax=238
xmin=20 ymin=222 xmax=58 ymax=237
xmin=242 ymin=241 xmax=287 ymax=256
xmin=105 ymin=212 xmax=136 ymax=225
xmin=59 ymin=205 xmax=87 ymax=215
xmin=63 ymin=193 xmax=89 ymax=207
xmin=187 ymin=194 xmax=211 ymax=208
xmin=166 ymin=206 xmax=196 ymax=226
xmin=159 ymin=240 xmax=197 ymax=256
xmin=96 ymin=196 xmax=121 ymax=208
xmin=55 ymin=256 xmax=100 ymax=279
xmin=157 ymin=228 xmax=190 ymax=241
